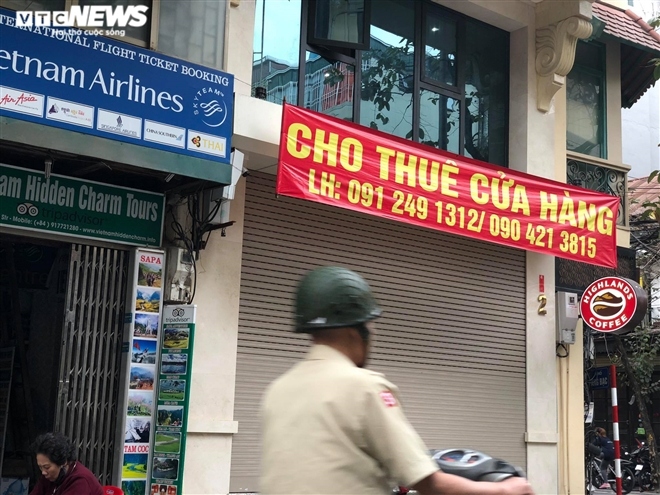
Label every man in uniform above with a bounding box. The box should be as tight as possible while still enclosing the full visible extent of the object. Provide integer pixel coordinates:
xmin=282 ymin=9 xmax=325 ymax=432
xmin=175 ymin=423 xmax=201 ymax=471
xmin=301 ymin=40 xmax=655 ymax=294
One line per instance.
xmin=260 ymin=266 xmax=535 ymax=495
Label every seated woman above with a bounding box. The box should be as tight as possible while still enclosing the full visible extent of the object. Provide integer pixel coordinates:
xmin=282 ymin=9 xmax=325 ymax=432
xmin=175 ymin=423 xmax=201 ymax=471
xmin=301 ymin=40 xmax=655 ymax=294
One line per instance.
xmin=29 ymin=432 xmax=104 ymax=495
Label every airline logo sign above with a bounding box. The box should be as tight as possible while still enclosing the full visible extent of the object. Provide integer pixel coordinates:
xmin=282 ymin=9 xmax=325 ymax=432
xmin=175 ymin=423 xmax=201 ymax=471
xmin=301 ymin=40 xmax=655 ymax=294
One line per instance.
xmin=97 ymin=109 xmax=141 ymax=139
xmin=46 ymin=97 xmax=93 ymax=128
xmin=0 ymin=7 xmax=234 ymax=173
xmin=187 ymin=130 xmax=226 ymax=158
xmin=144 ymin=120 xmax=185 ymax=148
xmin=0 ymin=86 xmax=44 ymax=116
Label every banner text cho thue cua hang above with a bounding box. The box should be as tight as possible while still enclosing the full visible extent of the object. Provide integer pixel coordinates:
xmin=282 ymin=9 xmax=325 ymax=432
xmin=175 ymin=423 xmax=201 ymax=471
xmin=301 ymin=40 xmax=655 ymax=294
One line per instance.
xmin=276 ymin=104 xmax=619 ymax=269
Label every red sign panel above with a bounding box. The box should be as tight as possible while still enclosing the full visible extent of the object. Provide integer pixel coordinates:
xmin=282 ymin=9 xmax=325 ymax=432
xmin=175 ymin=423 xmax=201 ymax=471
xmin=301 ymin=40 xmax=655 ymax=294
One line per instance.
xmin=276 ymin=104 xmax=619 ymax=268
xmin=580 ymin=277 xmax=647 ymax=334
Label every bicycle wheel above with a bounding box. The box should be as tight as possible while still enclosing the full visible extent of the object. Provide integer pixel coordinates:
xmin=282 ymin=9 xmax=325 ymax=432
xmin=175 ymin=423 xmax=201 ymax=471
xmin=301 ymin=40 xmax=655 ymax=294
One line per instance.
xmin=586 ymin=460 xmax=603 ymax=493
xmin=608 ymin=466 xmax=635 ymax=494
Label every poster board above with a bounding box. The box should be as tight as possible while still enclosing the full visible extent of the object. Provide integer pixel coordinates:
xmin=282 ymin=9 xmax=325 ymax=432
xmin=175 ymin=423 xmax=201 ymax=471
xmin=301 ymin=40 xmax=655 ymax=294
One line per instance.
xmin=149 ymin=305 xmax=196 ymax=495
xmin=116 ymin=249 xmax=165 ymax=495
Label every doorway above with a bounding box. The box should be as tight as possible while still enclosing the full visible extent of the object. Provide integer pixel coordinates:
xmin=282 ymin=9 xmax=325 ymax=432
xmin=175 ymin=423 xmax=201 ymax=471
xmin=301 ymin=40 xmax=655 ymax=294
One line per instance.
xmin=0 ymin=238 xmax=129 ymax=488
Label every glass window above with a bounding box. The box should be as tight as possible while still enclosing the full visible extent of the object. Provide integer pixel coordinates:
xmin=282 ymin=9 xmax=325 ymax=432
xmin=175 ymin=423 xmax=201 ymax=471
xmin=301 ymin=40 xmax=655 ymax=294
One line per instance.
xmin=567 ymin=41 xmax=606 ymax=158
xmin=464 ymin=19 xmax=508 ymax=165
xmin=157 ymin=0 xmax=225 ymax=69
xmin=420 ymin=90 xmax=460 ymax=154
xmin=359 ymin=0 xmax=414 ymax=140
xmin=309 ymin=0 xmax=369 ymax=49
xmin=423 ymin=12 xmax=457 ymax=87
xmin=304 ymin=52 xmax=355 ymax=120
xmin=255 ymin=0 xmax=509 ymax=166
xmin=79 ymin=0 xmax=152 ymax=45
xmin=252 ymin=0 xmax=301 ymax=104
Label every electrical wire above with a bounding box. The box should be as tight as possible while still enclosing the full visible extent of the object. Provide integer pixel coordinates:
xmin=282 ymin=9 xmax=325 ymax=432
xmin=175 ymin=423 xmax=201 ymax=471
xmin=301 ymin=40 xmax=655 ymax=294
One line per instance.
xmin=557 ymin=342 xmax=570 ymax=358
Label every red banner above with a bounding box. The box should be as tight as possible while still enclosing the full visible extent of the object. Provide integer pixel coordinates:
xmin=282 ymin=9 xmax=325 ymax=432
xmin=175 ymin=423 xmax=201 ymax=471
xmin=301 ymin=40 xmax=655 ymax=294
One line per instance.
xmin=276 ymin=104 xmax=619 ymax=268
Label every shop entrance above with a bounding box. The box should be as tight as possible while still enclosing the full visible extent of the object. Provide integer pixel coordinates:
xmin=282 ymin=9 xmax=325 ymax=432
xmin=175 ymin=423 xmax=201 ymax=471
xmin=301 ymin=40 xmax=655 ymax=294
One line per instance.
xmin=1 ymin=237 xmax=129 ymax=489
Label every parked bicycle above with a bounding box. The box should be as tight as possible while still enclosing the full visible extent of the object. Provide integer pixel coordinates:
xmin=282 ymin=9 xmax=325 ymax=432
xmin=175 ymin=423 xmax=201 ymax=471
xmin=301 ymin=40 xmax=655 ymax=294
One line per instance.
xmin=585 ymin=442 xmax=635 ymax=494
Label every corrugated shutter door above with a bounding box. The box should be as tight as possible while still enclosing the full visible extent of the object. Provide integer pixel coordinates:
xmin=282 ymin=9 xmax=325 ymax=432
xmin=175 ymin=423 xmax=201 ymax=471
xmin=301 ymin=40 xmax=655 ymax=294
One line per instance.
xmin=230 ymin=173 xmax=526 ymax=493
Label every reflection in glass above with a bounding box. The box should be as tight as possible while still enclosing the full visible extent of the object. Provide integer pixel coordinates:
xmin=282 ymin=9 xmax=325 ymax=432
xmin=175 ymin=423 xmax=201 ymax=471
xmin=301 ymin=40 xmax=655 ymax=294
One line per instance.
xmin=419 ymin=90 xmax=460 ymax=154
xmin=464 ymin=19 xmax=508 ymax=166
xmin=424 ymin=13 xmax=457 ymax=86
xmin=158 ymin=0 xmax=225 ymax=68
xmin=304 ymin=52 xmax=355 ymax=120
xmin=252 ymin=0 xmax=301 ymax=104
xmin=80 ymin=0 xmax=151 ymax=43
xmin=567 ymin=70 xmax=604 ymax=157
xmin=359 ymin=0 xmax=414 ymax=139
xmin=312 ymin=0 xmax=366 ymax=46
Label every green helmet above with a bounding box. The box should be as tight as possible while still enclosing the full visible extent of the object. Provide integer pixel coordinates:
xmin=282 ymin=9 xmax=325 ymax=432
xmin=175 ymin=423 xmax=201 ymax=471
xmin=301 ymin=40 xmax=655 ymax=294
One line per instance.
xmin=294 ymin=266 xmax=382 ymax=333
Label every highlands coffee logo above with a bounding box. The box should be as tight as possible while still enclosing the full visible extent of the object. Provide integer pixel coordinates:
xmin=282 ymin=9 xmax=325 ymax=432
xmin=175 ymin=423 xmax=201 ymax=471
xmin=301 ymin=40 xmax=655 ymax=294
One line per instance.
xmin=580 ymin=276 xmax=647 ymax=334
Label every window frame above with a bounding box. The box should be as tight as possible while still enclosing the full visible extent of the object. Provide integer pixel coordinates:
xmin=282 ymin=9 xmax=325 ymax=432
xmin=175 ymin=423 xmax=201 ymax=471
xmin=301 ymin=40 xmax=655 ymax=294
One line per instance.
xmin=566 ymin=40 xmax=607 ymax=160
xmin=306 ymin=0 xmax=372 ymax=51
xmin=290 ymin=0 xmax=510 ymax=166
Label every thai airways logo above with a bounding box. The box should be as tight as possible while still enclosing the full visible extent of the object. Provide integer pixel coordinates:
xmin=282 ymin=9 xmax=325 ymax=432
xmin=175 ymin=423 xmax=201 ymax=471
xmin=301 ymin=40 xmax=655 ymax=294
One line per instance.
xmin=191 ymin=136 xmax=201 ymax=147
xmin=16 ymin=5 xmax=149 ymax=28
xmin=193 ymin=88 xmax=228 ymax=128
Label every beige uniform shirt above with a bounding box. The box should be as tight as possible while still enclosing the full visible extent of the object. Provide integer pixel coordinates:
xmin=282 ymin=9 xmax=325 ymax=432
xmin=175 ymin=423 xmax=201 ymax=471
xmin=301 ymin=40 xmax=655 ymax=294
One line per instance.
xmin=260 ymin=344 xmax=439 ymax=495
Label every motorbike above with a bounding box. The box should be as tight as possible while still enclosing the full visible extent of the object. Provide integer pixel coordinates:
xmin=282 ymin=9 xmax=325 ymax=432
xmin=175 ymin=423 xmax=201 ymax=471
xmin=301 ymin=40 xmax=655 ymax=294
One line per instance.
xmin=394 ymin=448 xmax=524 ymax=494
xmin=628 ymin=444 xmax=655 ymax=492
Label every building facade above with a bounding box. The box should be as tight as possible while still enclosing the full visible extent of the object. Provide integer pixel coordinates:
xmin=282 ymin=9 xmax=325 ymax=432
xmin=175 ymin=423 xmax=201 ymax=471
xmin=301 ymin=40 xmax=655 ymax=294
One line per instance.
xmin=1 ymin=1 xmax=659 ymax=495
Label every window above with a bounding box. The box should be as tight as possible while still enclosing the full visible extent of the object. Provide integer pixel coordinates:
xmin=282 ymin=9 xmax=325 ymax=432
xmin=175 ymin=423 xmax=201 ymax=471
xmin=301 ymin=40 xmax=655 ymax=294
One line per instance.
xmin=567 ymin=41 xmax=606 ymax=159
xmin=1 ymin=0 xmax=228 ymax=69
xmin=254 ymin=0 xmax=510 ymax=166
xmin=359 ymin=0 xmax=414 ymax=140
xmin=305 ymin=52 xmax=355 ymax=119
xmin=157 ymin=0 xmax=226 ymax=70
xmin=253 ymin=0 xmax=301 ymax=104
xmin=308 ymin=0 xmax=370 ymax=50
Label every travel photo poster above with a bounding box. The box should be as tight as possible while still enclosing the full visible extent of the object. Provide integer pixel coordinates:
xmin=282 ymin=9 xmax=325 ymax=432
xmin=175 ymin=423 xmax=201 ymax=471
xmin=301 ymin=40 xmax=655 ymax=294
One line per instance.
xmin=121 ymin=249 xmax=165 ymax=495
xmin=149 ymin=305 xmax=196 ymax=495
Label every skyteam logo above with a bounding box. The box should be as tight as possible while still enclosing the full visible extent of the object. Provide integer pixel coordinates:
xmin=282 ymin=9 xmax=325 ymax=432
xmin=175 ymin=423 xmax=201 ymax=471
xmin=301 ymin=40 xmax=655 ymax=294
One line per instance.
xmin=193 ymin=87 xmax=228 ymax=128
xmin=16 ymin=5 xmax=148 ymax=36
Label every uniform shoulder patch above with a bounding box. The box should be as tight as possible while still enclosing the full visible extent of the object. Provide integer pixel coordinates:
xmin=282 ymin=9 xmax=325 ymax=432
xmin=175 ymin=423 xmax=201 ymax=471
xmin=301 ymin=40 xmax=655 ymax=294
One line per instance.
xmin=379 ymin=390 xmax=398 ymax=407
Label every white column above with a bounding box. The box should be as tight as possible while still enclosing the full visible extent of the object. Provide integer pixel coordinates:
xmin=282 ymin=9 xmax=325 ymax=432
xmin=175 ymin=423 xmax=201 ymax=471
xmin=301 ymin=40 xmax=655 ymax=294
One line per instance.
xmin=182 ymin=178 xmax=246 ymax=495
xmin=509 ymin=19 xmax=559 ymax=495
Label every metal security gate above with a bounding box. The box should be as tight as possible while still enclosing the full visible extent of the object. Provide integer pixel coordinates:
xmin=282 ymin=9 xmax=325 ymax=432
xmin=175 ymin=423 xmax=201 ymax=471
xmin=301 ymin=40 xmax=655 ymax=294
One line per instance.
xmin=55 ymin=244 xmax=129 ymax=485
xmin=230 ymin=173 xmax=527 ymax=493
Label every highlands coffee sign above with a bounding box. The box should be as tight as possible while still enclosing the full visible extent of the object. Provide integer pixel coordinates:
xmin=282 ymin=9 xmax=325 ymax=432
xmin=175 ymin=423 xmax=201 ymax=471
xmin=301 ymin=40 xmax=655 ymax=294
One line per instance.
xmin=580 ymin=277 xmax=648 ymax=334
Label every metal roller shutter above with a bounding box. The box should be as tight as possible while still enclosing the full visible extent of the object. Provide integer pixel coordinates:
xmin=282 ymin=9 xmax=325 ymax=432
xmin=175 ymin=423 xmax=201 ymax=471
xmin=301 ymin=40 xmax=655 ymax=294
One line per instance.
xmin=230 ymin=173 xmax=526 ymax=493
